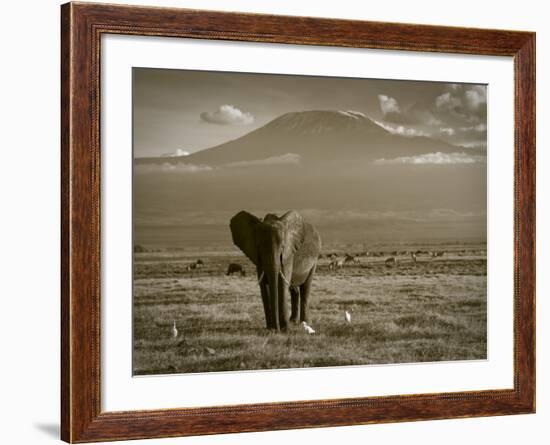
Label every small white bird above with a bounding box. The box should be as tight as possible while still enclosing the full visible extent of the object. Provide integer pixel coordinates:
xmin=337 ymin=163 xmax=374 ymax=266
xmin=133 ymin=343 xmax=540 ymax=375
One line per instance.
xmin=171 ymin=321 xmax=178 ymax=339
xmin=345 ymin=310 xmax=351 ymax=324
xmin=302 ymin=321 xmax=315 ymax=334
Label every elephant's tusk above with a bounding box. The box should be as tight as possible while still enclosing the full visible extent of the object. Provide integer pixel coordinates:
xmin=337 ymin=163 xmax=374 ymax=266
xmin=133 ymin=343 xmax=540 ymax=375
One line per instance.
xmin=279 ymin=270 xmax=290 ymax=286
xmin=257 ymin=270 xmax=290 ymax=286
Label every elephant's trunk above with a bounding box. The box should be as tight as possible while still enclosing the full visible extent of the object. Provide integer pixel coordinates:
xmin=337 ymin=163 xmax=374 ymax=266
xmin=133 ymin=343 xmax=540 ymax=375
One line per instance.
xmin=279 ymin=270 xmax=290 ymax=286
xmin=278 ymin=265 xmax=289 ymax=331
xmin=268 ymin=270 xmax=279 ymax=331
xmin=265 ymin=256 xmax=280 ymax=331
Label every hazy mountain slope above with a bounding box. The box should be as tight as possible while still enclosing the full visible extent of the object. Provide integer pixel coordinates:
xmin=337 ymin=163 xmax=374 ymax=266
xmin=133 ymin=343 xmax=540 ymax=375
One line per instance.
xmin=135 ymin=110 xmax=459 ymax=165
xmin=133 ymin=110 xmax=486 ymax=247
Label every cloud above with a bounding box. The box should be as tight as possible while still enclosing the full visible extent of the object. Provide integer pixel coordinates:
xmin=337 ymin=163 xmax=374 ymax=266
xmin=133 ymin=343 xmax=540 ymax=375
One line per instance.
xmin=431 ymin=87 xmax=486 ymax=120
xmin=424 ymin=113 xmax=442 ymax=126
xmin=435 ymin=92 xmax=462 ymax=110
xmin=135 ymin=154 xmax=301 ymax=174
xmin=374 ymin=152 xmax=486 ymax=165
xmin=458 ymin=142 xmax=487 ymax=150
xmin=135 ymin=162 xmax=213 ymax=174
xmin=200 ymin=105 xmax=254 ymax=125
xmin=161 ymin=149 xmax=190 ymax=157
xmin=373 ymin=119 xmax=429 ymax=137
xmin=427 ymin=208 xmax=482 ymax=219
xmin=434 ymin=85 xmax=487 ymax=122
xmin=373 ymin=84 xmax=487 ymax=139
xmin=338 ymin=110 xmax=367 ymax=119
xmin=464 ymin=85 xmax=487 ymax=109
xmin=226 ymin=153 xmax=301 ymax=168
xmin=460 ymin=123 xmax=487 ymax=132
xmin=378 ymin=94 xmax=401 ymax=115
xmin=377 ymin=95 xmax=414 ymax=124
xmin=436 ymin=122 xmax=486 ymax=150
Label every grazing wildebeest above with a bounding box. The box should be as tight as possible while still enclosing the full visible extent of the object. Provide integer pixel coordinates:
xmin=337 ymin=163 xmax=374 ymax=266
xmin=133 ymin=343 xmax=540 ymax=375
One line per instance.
xmin=344 ymin=253 xmax=361 ymax=265
xmin=385 ymin=257 xmax=397 ymax=266
xmin=186 ymin=259 xmax=203 ymax=271
xmin=226 ymin=263 xmax=246 ymax=277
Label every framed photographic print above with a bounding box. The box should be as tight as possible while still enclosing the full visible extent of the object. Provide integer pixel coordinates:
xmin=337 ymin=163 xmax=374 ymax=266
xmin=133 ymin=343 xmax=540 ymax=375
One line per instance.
xmin=61 ymin=2 xmax=535 ymax=443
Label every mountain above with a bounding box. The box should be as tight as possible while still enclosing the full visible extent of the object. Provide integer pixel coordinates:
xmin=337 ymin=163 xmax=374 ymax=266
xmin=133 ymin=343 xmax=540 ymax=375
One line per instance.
xmin=133 ymin=110 xmax=486 ymax=248
xmin=135 ymin=110 xmax=458 ymax=166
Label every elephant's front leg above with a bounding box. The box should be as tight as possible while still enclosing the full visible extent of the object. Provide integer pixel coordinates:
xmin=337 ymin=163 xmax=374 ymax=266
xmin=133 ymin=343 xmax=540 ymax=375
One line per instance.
xmin=299 ymin=266 xmax=316 ymax=323
xmin=260 ymin=282 xmax=272 ymax=329
xmin=258 ymin=269 xmax=271 ymax=329
xmin=289 ymin=286 xmax=300 ymax=323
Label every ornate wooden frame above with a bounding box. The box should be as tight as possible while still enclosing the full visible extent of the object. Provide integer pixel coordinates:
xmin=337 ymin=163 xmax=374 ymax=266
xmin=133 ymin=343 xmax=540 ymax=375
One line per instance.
xmin=61 ymin=2 xmax=535 ymax=442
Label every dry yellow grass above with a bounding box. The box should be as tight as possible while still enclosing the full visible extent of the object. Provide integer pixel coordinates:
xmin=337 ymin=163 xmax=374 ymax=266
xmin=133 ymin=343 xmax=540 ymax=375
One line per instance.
xmin=133 ymin=246 xmax=486 ymax=375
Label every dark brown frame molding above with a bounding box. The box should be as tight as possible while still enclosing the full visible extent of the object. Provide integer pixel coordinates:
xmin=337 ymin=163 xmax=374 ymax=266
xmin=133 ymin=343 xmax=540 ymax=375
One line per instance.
xmin=61 ymin=2 xmax=536 ymax=442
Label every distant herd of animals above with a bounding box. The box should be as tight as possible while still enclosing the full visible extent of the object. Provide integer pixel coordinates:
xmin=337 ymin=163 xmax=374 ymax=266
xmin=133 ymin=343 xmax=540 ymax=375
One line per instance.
xmin=163 ymin=210 xmax=448 ymax=334
xmin=323 ymin=249 xmax=444 ymax=268
xmin=183 ymin=249 xmax=446 ymax=274
xmin=184 ymin=258 xmax=204 ymax=271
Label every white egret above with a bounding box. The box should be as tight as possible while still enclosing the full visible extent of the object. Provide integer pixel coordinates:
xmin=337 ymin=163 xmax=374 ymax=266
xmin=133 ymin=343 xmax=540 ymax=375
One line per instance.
xmin=302 ymin=321 xmax=315 ymax=334
xmin=345 ymin=310 xmax=351 ymax=324
xmin=171 ymin=321 xmax=178 ymax=339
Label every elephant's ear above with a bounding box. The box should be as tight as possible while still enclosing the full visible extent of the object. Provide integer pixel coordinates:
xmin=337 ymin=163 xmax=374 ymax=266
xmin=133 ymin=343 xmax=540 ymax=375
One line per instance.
xmin=230 ymin=211 xmax=261 ymax=266
xmin=281 ymin=210 xmax=305 ymax=257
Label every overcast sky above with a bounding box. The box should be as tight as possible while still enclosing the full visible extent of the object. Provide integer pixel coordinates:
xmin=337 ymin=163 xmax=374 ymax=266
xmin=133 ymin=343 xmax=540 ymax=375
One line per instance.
xmin=133 ymin=68 xmax=487 ymax=158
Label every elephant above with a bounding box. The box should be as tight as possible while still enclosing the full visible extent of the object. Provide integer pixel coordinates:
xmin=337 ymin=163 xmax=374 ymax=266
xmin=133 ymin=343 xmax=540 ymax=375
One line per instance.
xmin=230 ymin=210 xmax=321 ymax=332
xmin=226 ymin=263 xmax=246 ymax=277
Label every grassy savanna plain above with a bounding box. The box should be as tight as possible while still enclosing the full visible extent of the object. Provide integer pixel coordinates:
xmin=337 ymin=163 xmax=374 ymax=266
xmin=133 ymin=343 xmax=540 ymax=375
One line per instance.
xmin=133 ymin=243 xmax=487 ymax=375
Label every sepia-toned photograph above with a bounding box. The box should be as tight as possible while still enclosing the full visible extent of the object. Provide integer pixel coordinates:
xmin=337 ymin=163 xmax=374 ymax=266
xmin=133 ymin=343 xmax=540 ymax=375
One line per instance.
xmin=132 ymin=68 xmax=487 ymax=376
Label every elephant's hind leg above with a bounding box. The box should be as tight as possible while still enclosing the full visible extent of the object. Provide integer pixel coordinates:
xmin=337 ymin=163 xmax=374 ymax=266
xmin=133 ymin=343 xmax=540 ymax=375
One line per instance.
xmin=289 ymin=287 xmax=300 ymax=323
